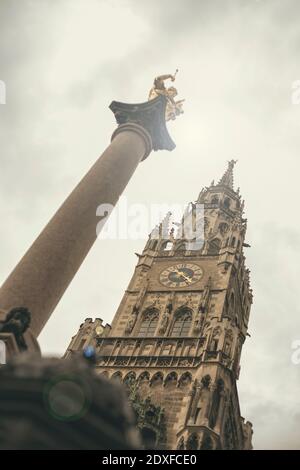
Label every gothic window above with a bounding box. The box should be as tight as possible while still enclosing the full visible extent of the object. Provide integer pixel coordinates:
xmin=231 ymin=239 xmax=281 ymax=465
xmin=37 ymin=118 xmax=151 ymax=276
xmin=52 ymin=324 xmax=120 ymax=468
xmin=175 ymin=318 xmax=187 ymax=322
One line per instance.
xmin=201 ymin=374 xmax=211 ymax=388
xmin=138 ymin=308 xmax=159 ymax=337
xmin=150 ymin=372 xmax=164 ymax=387
xmin=219 ymin=222 xmax=229 ymax=235
xmin=123 ymin=371 xmax=136 ymax=387
xmin=223 ymin=197 xmax=231 ymax=209
xmin=200 ymin=435 xmax=213 ymax=450
xmin=164 ymin=371 xmax=178 ymax=388
xmin=207 ymin=238 xmax=221 ymax=255
xmin=178 ymin=372 xmax=192 ymax=388
xmin=161 ymin=241 xmax=173 ymax=251
xmin=138 ymin=371 xmax=150 ymax=383
xmin=231 ymin=236 xmax=236 ymax=247
xmin=211 ymin=195 xmax=219 ymax=205
xmin=111 ymin=371 xmax=123 ymax=382
xmin=171 ymin=308 xmax=192 ymax=337
xmin=186 ymin=433 xmax=199 ymax=450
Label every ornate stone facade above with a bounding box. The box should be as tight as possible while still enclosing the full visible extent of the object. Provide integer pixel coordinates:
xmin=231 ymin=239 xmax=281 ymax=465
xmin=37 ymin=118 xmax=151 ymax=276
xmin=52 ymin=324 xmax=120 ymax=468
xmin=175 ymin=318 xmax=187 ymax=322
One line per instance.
xmin=66 ymin=161 xmax=254 ymax=450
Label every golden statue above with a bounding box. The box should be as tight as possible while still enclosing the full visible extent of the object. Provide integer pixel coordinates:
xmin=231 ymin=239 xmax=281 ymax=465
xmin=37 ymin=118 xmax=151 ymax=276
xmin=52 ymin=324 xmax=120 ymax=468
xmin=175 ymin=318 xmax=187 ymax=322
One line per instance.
xmin=148 ymin=70 xmax=185 ymax=121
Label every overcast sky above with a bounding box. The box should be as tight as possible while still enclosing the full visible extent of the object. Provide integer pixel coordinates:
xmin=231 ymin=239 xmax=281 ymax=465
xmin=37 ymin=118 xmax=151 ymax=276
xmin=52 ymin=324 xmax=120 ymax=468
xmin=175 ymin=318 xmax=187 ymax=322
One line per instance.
xmin=1 ymin=0 xmax=300 ymax=449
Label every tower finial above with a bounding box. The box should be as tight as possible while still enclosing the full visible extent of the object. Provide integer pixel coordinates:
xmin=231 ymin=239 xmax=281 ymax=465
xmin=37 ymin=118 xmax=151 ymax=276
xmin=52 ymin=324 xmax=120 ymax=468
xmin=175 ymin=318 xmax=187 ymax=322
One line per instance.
xmin=218 ymin=159 xmax=237 ymax=189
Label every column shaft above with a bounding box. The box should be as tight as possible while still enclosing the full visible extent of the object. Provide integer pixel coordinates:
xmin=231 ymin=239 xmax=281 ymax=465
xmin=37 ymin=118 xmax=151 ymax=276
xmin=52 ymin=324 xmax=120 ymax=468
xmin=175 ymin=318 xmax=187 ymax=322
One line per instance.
xmin=0 ymin=124 xmax=151 ymax=337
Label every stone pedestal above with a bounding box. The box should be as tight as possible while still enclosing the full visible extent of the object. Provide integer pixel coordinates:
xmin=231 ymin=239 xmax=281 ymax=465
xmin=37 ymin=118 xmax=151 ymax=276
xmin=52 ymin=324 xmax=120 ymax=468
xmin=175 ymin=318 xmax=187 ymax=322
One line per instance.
xmin=0 ymin=96 xmax=175 ymax=340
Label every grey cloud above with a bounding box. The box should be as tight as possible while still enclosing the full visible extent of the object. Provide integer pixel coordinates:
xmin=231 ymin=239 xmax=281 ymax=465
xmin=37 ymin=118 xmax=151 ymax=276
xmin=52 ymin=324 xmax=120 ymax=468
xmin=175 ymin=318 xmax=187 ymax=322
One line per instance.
xmin=1 ymin=0 xmax=300 ymax=450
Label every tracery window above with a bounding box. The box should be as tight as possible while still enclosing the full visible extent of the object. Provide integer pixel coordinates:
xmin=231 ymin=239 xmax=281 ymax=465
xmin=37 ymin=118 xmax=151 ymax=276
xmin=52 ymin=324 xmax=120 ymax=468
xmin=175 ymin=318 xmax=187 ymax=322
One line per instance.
xmin=137 ymin=308 xmax=159 ymax=337
xmin=171 ymin=308 xmax=192 ymax=337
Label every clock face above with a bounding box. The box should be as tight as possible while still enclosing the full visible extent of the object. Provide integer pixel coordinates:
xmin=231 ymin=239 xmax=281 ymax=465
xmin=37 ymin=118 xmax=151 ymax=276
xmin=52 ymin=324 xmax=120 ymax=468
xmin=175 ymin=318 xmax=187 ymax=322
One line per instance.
xmin=95 ymin=326 xmax=104 ymax=337
xmin=159 ymin=263 xmax=203 ymax=288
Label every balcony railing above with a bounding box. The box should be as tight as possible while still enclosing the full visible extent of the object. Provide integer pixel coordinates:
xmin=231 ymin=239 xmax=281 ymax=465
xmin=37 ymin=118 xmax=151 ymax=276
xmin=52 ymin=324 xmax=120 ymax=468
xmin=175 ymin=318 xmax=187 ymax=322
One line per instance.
xmin=95 ymin=336 xmax=206 ymax=368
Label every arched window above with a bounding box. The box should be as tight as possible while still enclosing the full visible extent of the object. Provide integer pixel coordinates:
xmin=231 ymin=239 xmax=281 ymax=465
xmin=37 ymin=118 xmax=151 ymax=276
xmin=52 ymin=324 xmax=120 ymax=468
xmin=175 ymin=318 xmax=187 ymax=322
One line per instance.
xmin=208 ymin=238 xmax=221 ymax=255
xmin=219 ymin=222 xmax=229 ymax=235
xmin=137 ymin=308 xmax=159 ymax=337
xmin=201 ymin=435 xmax=213 ymax=450
xmin=186 ymin=433 xmax=199 ymax=450
xmin=179 ymin=372 xmax=192 ymax=388
xmin=223 ymin=197 xmax=231 ymax=209
xmin=138 ymin=371 xmax=150 ymax=383
xmin=111 ymin=371 xmax=123 ymax=382
xmin=164 ymin=371 xmax=178 ymax=388
xmin=211 ymin=195 xmax=219 ymax=205
xmin=161 ymin=241 xmax=173 ymax=251
xmin=123 ymin=371 xmax=136 ymax=386
xmin=150 ymin=372 xmax=164 ymax=387
xmin=231 ymin=237 xmax=236 ymax=247
xmin=171 ymin=308 xmax=192 ymax=337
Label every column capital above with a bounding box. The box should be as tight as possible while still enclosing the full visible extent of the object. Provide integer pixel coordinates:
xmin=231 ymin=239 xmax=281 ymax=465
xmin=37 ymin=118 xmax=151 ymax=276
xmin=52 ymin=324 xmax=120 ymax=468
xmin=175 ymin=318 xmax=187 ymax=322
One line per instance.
xmin=109 ymin=95 xmax=176 ymax=158
xmin=111 ymin=122 xmax=152 ymax=160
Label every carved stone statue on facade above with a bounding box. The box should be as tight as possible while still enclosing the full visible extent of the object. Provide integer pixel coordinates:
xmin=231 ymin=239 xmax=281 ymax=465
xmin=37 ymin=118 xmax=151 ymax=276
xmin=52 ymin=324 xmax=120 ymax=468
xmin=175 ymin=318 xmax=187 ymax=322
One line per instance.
xmin=0 ymin=307 xmax=31 ymax=351
xmin=158 ymin=312 xmax=169 ymax=335
xmin=199 ymin=277 xmax=212 ymax=313
xmin=148 ymin=71 xmax=185 ymax=121
xmin=158 ymin=298 xmax=173 ymax=334
xmin=125 ymin=305 xmax=139 ymax=334
xmin=188 ymin=375 xmax=212 ymax=425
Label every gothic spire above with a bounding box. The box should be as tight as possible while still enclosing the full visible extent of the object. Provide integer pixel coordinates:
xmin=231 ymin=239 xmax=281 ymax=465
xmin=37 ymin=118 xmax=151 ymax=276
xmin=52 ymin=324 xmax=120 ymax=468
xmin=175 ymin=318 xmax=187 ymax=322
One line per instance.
xmin=217 ymin=159 xmax=237 ymax=189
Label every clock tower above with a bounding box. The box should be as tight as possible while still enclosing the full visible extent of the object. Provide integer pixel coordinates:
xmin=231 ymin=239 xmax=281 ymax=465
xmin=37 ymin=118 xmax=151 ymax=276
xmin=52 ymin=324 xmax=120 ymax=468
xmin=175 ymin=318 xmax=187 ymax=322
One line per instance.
xmin=66 ymin=161 xmax=254 ymax=450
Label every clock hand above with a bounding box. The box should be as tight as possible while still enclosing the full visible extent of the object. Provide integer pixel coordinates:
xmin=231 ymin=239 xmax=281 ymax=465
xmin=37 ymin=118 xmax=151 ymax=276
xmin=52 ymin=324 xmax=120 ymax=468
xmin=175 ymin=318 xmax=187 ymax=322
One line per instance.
xmin=174 ymin=269 xmax=192 ymax=283
xmin=181 ymin=274 xmax=192 ymax=284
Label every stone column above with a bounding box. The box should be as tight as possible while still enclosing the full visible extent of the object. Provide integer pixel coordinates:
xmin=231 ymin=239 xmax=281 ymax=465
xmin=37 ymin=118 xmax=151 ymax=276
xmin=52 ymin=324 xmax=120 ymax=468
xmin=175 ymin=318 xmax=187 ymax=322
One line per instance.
xmin=0 ymin=96 xmax=175 ymax=339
